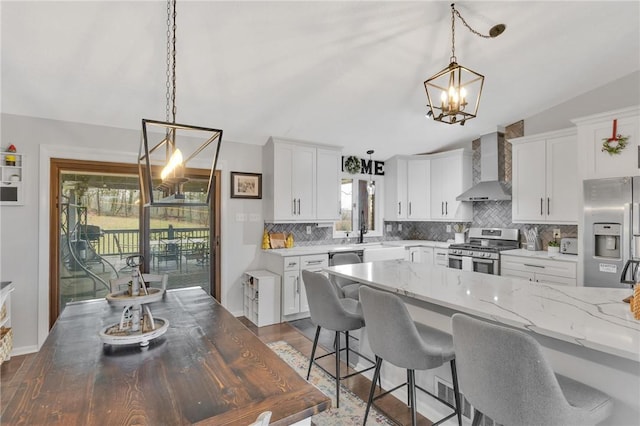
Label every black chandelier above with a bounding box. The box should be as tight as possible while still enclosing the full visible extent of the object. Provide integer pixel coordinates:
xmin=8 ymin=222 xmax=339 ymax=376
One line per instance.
xmin=424 ymin=3 xmax=505 ymax=126
xmin=138 ymin=0 xmax=223 ymax=207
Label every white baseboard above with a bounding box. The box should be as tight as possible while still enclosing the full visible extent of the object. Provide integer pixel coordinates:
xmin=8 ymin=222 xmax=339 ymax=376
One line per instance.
xmin=11 ymin=345 xmax=39 ymax=357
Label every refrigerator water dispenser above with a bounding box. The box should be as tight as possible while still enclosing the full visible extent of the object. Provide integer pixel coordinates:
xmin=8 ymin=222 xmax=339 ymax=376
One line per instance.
xmin=594 ymin=223 xmax=621 ymax=259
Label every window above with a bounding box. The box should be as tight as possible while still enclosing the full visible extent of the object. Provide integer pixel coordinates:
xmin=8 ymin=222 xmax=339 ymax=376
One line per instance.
xmin=334 ymin=174 xmax=382 ymax=239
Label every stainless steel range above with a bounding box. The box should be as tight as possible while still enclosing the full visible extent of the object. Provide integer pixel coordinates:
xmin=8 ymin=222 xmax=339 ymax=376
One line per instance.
xmin=448 ymin=228 xmax=520 ymax=275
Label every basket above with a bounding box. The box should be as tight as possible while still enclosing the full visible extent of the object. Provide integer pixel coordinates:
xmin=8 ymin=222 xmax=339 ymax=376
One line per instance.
xmin=0 ymin=326 xmax=13 ymax=364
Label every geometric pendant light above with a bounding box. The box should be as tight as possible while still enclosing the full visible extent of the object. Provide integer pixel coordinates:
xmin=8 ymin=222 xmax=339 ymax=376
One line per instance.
xmin=138 ymin=0 xmax=223 ymax=206
xmin=424 ymin=3 xmax=505 ymax=125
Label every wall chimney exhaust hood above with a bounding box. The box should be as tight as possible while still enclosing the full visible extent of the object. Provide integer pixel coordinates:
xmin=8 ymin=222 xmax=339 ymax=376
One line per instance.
xmin=456 ymin=131 xmax=511 ymax=202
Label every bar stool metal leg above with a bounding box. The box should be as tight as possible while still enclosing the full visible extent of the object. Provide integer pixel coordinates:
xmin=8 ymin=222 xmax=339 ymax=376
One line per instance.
xmin=335 ymin=331 xmax=341 ymax=408
xmin=363 ymin=356 xmax=383 ymax=425
xmin=306 ymin=326 xmax=321 ymax=380
xmin=451 ymin=359 xmax=463 ymax=426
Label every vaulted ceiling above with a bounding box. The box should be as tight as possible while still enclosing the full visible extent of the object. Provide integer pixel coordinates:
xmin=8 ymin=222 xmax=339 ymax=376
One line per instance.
xmin=2 ymin=1 xmax=639 ymax=160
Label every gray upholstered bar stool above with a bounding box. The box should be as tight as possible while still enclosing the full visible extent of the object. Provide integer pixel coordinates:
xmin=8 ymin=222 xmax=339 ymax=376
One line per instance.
xmin=330 ymin=252 xmax=363 ymax=299
xmin=301 ymin=270 xmax=376 ymax=408
xmin=359 ymin=286 xmax=462 ymax=426
xmin=451 ymin=313 xmax=613 ymax=426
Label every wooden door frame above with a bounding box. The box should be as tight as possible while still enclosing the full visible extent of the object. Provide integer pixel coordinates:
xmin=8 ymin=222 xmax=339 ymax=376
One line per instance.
xmin=49 ymin=158 xmax=221 ymax=327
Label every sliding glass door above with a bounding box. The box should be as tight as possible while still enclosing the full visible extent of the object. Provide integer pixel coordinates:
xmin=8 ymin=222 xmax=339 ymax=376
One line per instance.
xmin=50 ymin=159 xmax=221 ymax=326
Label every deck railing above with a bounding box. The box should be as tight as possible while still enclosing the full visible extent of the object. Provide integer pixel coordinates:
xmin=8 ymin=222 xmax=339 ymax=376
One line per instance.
xmin=90 ymin=228 xmax=210 ymax=257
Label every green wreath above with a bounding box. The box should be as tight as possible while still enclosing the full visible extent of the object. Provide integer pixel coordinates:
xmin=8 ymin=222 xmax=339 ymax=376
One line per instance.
xmin=601 ymin=134 xmax=629 ymax=155
xmin=344 ymin=155 xmax=361 ymax=174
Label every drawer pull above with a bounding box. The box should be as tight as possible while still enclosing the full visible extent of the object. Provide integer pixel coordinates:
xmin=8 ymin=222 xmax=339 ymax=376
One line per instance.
xmin=524 ymin=263 xmax=545 ymax=269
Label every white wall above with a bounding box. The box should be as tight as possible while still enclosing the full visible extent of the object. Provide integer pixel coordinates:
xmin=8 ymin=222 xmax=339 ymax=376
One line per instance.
xmin=524 ymin=71 xmax=640 ymax=135
xmin=0 ymin=113 xmax=264 ymax=354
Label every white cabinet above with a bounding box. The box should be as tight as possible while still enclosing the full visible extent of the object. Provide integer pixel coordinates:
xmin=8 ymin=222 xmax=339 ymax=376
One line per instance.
xmin=407 ymin=158 xmax=430 ymax=220
xmin=421 ymin=246 xmax=434 ymax=266
xmin=434 ymin=246 xmax=449 ymax=267
xmin=316 ymin=148 xmax=341 ymax=221
xmin=405 ymin=246 xmax=421 ymax=263
xmin=243 ymin=270 xmax=281 ymax=327
xmin=510 ymin=128 xmax=578 ymax=224
xmin=385 ymin=150 xmax=472 ymax=222
xmin=501 ymin=254 xmax=577 ymax=286
xmin=572 ymin=106 xmax=640 ymax=179
xmin=405 ymin=245 xmax=434 ymax=265
xmin=263 ymin=137 xmax=342 ymax=222
xmin=384 ymin=156 xmax=408 ymax=220
xmin=384 ymin=155 xmax=430 ymax=221
xmin=265 ymin=252 xmax=328 ymax=321
xmin=430 ymin=149 xmax=472 ymax=221
xmin=0 ymin=152 xmax=23 ymax=205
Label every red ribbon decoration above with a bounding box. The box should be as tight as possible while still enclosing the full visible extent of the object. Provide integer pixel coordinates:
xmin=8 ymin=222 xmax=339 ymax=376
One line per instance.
xmin=608 ymin=119 xmax=618 ymax=142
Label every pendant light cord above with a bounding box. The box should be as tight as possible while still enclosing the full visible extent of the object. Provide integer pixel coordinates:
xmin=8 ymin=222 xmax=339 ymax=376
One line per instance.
xmin=165 ymin=0 xmax=177 ymax=148
xmin=450 ymin=3 xmax=494 ymax=61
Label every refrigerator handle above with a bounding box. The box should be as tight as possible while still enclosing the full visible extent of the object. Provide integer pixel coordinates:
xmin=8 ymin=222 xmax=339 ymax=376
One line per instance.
xmin=633 ymin=202 xmax=640 ymax=257
xmin=623 ymin=203 xmax=632 ymax=262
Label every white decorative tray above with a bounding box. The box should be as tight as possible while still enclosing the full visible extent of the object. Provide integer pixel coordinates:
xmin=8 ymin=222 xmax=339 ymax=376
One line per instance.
xmin=99 ymin=317 xmax=169 ymax=347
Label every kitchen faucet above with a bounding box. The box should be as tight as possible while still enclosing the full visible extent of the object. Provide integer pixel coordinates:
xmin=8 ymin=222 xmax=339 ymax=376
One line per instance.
xmin=359 ymin=210 xmax=368 ymax=243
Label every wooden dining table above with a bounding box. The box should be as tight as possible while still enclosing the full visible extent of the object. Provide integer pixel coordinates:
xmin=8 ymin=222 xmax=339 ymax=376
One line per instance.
xmin=2 ymin=287 xmax=330 ymax=425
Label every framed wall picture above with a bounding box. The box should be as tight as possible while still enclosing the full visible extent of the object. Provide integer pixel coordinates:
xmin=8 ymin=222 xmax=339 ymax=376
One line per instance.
xmin=230 ymin=172 xmax=262 ymax=199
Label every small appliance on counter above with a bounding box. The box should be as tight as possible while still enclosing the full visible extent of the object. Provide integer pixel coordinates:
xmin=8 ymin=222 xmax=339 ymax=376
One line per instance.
xmin=560 ymin=237 xmax=578 ymax=255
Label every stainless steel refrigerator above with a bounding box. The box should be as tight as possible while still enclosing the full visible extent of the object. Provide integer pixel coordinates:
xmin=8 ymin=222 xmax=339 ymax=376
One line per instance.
xmin=583 ymin=176 xmax=640 ymax=288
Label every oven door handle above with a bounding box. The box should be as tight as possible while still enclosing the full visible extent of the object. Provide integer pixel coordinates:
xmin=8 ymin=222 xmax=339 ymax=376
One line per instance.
xmin=473 ymin=258 xmax=495 ymax=264
xmin=448 ymin=255 xmax=463 ymax=260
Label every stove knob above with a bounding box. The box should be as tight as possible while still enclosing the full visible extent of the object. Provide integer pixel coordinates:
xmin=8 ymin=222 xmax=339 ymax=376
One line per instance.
xmin=484 ymin=253 xmax=490 ymax=258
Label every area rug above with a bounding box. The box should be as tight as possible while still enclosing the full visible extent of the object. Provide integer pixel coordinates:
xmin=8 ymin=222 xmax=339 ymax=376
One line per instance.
xmin=267 ymin=340 xmax=393 ymax=426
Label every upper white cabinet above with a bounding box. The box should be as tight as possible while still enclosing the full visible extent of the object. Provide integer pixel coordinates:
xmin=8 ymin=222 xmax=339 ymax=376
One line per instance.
xmin=572 ymin=106 xmax=640 ymax=180
xmin=316 ymin=148 xmax=341 ymax=221
xmin=384 ymin=155 xmax=430 ymax=220
xmin=384 ymin=156 xmax=408 ymax=220
xmin=263 ymin=137 xmax=341 ymax=222
xmin=430 ymin=149 xmax=472 ymax=221
xmin=385 ymin=149 xmax=471 ymax=222
xmin=510 ymin=128 xmax=578 ymax=224
xmin=407 ymin=157 xmax=430 ymax=220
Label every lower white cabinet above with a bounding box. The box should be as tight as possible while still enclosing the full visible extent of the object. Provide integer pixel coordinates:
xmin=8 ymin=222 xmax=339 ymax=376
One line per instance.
xmin=434 ymin=247 xmax=449 ymax=267
xmin=501 ymin=254 xmax=577 ymax=286
xmin=265 ymin=252 xmax=328 ymax=321
xmin=243 ymin=270 xmax=281 ymax=327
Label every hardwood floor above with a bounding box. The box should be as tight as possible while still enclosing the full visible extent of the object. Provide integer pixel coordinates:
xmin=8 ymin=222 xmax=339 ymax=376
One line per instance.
xmin=1 ymin=318 xmax=433 ymax=425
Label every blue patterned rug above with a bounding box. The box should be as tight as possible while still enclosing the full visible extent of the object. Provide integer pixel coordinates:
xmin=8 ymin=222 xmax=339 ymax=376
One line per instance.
xmin=267 ymin=340 xmax=393 ymax=426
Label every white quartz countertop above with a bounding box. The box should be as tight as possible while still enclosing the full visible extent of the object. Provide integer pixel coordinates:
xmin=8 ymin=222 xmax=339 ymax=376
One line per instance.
xmin=501 ymin=248 xmax=579 ymax=263
xmin=325 ymin=260 xmax=639 ymax=361
xmin=263 ymin=240 xmax=449 ymax=257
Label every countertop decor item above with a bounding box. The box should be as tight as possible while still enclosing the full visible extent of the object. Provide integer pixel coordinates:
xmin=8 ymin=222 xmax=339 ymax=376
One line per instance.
xmin=261 ymin=228 xmax=270 ymax=249
xmin=269 ymin=232 xmax=286 ymax=249
xmin=548 ymin=240 xmax=560 ymax=255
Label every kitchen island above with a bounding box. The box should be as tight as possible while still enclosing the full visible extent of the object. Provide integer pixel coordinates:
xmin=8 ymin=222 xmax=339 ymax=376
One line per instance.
xmin=326 ymin=260 xmax=639 ymax=425
xmin=2 ymin=287 xmax=330 ymax=425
